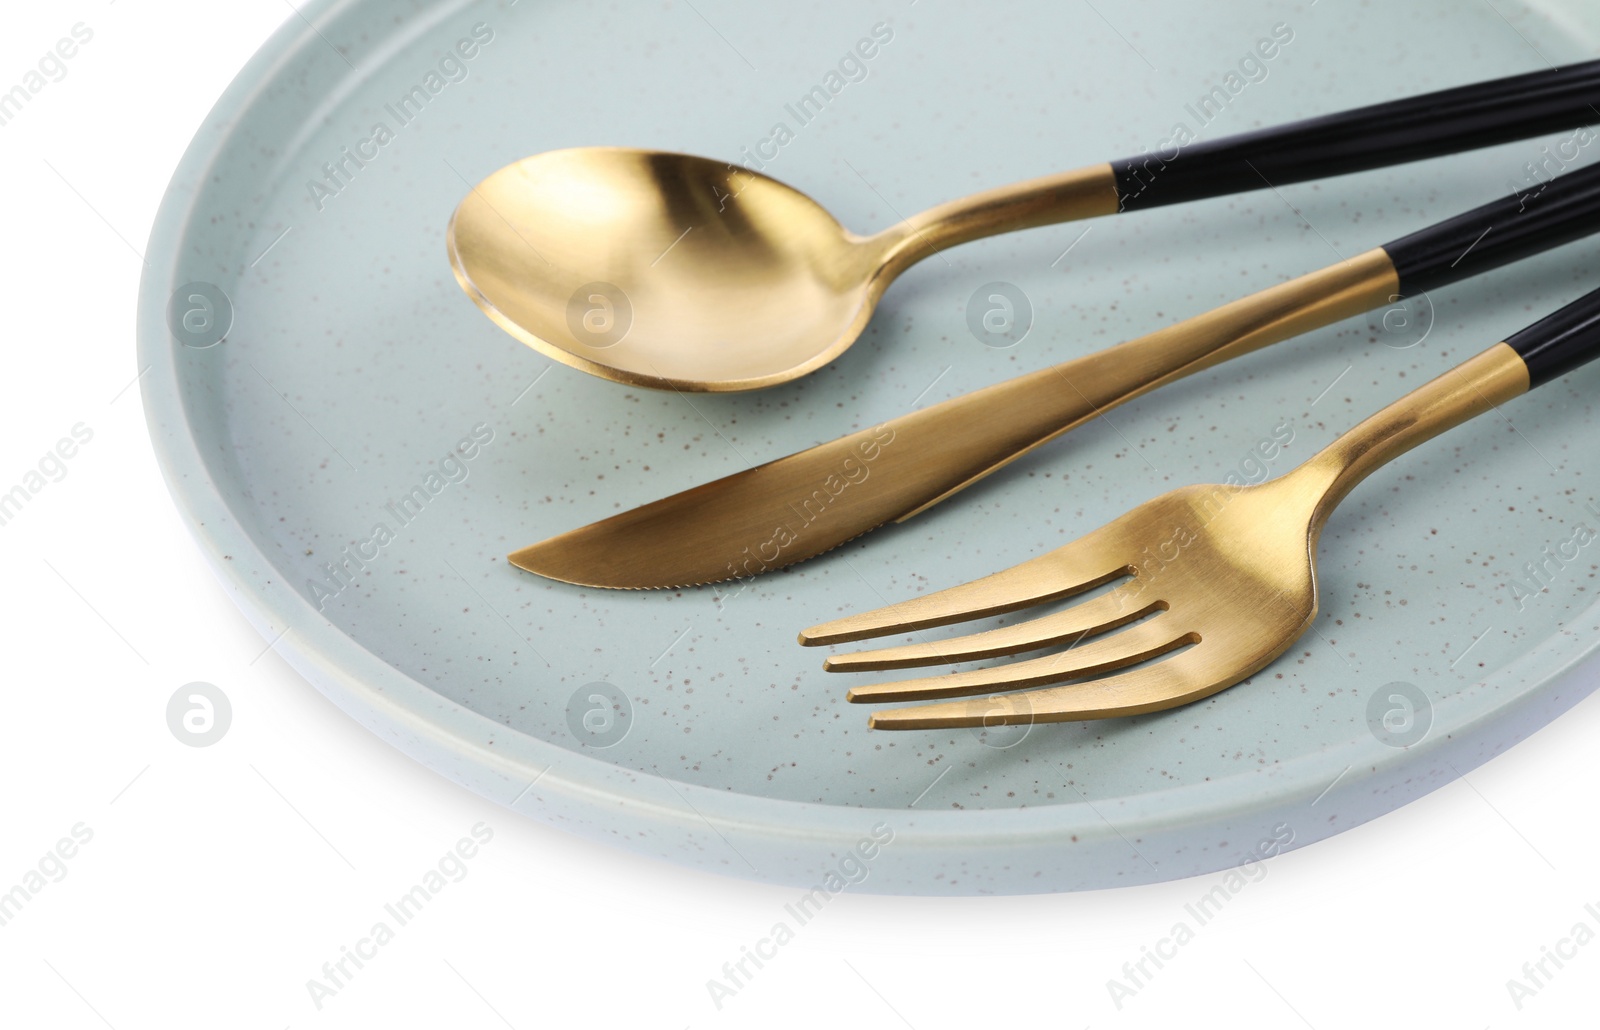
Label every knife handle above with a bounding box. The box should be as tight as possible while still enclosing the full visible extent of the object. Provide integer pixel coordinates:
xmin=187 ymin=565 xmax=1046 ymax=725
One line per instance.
xmin=1381 ymin=154 xmax=1600 ymax=294
xmin=1112 ymin=59 xmax=1600 ymax=211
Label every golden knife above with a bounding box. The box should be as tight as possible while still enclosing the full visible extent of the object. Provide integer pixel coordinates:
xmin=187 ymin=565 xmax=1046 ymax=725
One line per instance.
xmin=510 ymin=162 xmax=1600 ymax=589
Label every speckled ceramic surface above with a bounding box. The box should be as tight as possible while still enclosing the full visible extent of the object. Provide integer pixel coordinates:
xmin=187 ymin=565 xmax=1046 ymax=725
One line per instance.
xmin=140 ymin=0 xmax=1600 ymax=893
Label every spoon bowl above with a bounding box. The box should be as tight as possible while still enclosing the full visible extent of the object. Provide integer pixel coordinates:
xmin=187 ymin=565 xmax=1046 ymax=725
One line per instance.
xmin=449 ymin=148 xmax=895 ymax=391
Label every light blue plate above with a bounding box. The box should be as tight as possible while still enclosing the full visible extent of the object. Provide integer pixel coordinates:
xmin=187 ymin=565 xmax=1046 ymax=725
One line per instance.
xmin=140 ymin=0 xmax=1600 ymax=893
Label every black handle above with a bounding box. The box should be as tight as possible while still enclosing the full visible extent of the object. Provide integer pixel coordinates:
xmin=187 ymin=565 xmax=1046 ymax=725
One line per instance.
xmin=1382 ymin=158 xmax=1600 ymax=294
xmin=1112 ymin=59 xmax=1600 ymax=211
xmin=1508 ymin=284 xmax=1600 ymax=387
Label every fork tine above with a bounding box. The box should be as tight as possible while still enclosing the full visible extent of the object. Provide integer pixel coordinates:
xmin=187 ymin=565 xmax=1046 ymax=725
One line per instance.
xmin=823 ymin=583 xmax=1162 ymax=672
xmin=865 ymin=649 xmax=1235 ymax=729
xmin=844 ymin=618 xmax=1194 ymax=703
xmin=799 ymin=528 xmax=1132 ymax=646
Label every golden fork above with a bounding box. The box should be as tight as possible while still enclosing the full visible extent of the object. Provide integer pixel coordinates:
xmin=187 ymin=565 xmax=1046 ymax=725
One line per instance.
xmin=799 ymin=289 xmax=1600 ymax=730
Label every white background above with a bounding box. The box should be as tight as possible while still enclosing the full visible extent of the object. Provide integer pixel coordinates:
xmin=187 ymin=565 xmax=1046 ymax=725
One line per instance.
xmin=2 ymin=1 xmax=1600 ymax=1027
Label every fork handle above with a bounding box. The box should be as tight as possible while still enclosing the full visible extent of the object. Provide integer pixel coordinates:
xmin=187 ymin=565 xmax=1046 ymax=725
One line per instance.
xmin=1301 ymin=285 xmax=1600 ymax=522
xmin=1508 ymin=282 xmax=1600 ymax=386
xmin=1112 ymin=59 xmax=1600 ymax=210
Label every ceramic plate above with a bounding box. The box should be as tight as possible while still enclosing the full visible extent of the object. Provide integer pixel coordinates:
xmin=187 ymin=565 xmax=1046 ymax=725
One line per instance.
xmin=140 ymin=0 xmax=1600 ymax=893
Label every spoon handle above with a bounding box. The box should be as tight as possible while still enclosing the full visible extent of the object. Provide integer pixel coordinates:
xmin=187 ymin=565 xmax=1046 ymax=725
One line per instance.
xmin=1112 ymin=58 xmax=1600 ymax=211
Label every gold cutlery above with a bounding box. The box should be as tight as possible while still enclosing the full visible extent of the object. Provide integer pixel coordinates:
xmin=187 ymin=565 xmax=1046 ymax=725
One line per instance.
xmin=800 ymin=287 xmax=1600 ymax=729
xmin=509 ymin=161 xmax=1600 ymax=589
xmin=450 ymin=61 xmax=1600 ymax=393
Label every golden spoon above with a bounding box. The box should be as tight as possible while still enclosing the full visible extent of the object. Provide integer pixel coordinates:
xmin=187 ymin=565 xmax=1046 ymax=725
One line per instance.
xmin=448 ymin=62 xmax=1600 ymax=392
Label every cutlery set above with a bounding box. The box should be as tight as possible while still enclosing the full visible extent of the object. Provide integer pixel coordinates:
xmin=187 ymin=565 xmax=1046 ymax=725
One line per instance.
xmin=453 ymin=60 xmax=1600 ymax=732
